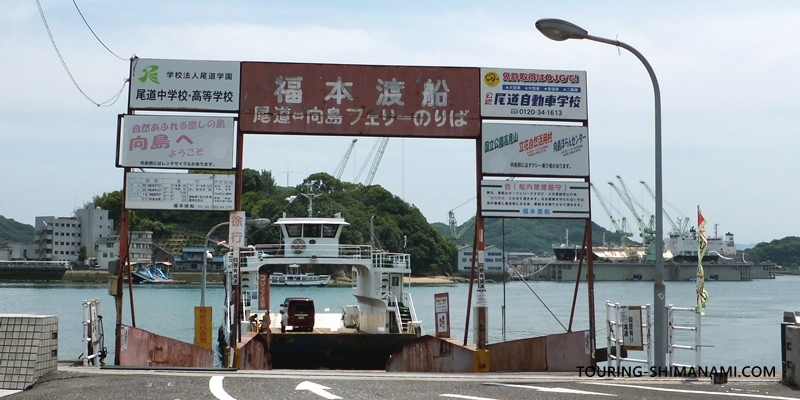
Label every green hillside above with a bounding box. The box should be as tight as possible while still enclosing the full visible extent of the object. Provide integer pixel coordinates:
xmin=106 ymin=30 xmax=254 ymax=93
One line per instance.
xmin=745 ymin=236 xmax=800 ymax=272
xmin=0 ymin=216 xmax=34 ymax=246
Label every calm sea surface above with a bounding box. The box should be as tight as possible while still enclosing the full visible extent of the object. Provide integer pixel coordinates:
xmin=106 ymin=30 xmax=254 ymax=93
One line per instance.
xmin=2 ymin=275 xmax=798 ymax=368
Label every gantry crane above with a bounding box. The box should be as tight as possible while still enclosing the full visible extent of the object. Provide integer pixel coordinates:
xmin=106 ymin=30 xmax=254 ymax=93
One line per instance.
xmin=590 ymin=183 xmax=633 ymax=245
xmin=333 ymin=139 xmax=358 ymax=180
xmin=608 ymin=177 xmax=655 ymax=246
xmin=639 ymin=181 xmax=689 ymax=235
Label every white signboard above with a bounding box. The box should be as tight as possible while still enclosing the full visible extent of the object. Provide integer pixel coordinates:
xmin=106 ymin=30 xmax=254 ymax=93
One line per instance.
xmin=129 ymin=58 xmax=240 ymax=111
xmin=482 ymin=123 xmax=589 ymax=177
xmin=620 ymin=306 xmax=643 ymax=351
xmin=480 ymin=68 xmax=587 ymax=121
xmin=230 ymin=246 xmax=240 ymax=286
xmin=119 ymin=115 xmax=235 ymax=169
xmin=475 ymin=287 xmax=488 ymax=307
xmin=228 ymin=211 xmax=247 ymax=248
xmin=125 ymin=172 xmax=235 ymax=211
xmin=481 ymin=179 xmax=589 ymax=219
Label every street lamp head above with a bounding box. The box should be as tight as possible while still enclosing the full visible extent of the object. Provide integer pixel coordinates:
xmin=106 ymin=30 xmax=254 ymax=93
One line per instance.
xmin=535 ymin=18 xmax=588 ymax=41
xmin=246 ymin=218 xmax=271 ymax=228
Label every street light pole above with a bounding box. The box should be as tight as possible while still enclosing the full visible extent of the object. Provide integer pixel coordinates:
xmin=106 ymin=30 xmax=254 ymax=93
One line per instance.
xmin=202 ymin=221 xmax=230 ymax=307
xmin=536 ymin=18 xmax=666 ymax=367
xmin=202 ymin=218 xmax=271 ymax=308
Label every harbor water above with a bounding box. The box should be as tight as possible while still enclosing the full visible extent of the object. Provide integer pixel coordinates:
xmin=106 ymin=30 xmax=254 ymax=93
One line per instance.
xmin=2 ymin=275 xmax=798 ymax=369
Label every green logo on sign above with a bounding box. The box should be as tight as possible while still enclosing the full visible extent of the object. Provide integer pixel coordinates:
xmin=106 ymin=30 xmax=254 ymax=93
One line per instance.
xmin=138 ymin=65 xmax=160 ymax=84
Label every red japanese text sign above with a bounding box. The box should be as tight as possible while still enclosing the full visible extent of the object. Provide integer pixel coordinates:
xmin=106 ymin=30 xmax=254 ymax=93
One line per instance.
xmin=239 ymin=62 xmax=480 ymax=138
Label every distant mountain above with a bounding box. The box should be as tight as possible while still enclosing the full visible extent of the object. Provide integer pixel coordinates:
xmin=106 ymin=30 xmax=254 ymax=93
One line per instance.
xmin=0 ymin=216 xmax=34 ymax=246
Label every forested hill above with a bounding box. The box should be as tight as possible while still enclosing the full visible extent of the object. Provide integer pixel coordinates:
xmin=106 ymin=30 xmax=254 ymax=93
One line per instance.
xmin=745 ymin=236 xmax=800 ymax=271
xmin=94 ymin=170 xmax=455 ymax=275
xmin=0 ymin=216 xmax=34 ymax=246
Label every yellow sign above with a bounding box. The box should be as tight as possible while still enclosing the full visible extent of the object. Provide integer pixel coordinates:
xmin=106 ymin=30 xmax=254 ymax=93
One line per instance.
xmin=483 ymin=71 xmax=500 ymax=87
xmin=194 ymin=306 xmax=213 ymax=350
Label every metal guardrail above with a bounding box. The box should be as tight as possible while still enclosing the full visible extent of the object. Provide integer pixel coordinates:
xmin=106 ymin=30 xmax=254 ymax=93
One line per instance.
xmin=668 ymin=304 xmax=702 ymax=368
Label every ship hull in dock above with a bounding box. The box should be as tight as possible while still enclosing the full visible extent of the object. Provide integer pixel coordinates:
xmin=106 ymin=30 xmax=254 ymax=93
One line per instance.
xmin=532 ymin=261 xmax=778 ymax=281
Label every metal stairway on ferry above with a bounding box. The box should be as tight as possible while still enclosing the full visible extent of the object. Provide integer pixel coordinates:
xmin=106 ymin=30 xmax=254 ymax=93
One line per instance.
xmin=388 ymin=301 xmax=413 ymax=334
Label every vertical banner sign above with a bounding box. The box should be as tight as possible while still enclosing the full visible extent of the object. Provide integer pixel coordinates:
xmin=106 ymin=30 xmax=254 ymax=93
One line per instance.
xmin=258 ymin=271 xmax=270 ymax=311
xmin=229 ymin=211 xmax=246 ymax=248
xmin=475 ymin=250 xmax=488 ymax=307
xmin=230 ymin=247 xmax=240 ymax=286
xmin=620 ymin=306 xmax=643 ymax=351
xmin=434 ymin=293 xmax=451 ymax=338
xmin=194 ymin=306 xmax=212 ymax=350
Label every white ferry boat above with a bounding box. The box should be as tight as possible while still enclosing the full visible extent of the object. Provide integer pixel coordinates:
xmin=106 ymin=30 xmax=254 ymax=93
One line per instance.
xmin=221 ymin=203 xmax=422 ymax=369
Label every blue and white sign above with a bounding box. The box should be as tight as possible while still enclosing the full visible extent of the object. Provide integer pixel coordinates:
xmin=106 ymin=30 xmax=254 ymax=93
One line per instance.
xmin=480 ymin=179 xmax=589 ymax=219
xmin=480 ymin=68 xmax=587 ymax=121
xmin=482 ymin=123 xmax=589 ymax=177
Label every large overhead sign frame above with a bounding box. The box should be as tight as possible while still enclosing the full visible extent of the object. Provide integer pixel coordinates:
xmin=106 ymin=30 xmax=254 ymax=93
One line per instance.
xmin=480 ymin=68 xmax=587 ymax=122
xmin=118 ymin=115 xmax=236 ymax=169
xmin=238 ymin=62 xmax=480 ymax=138
xmin=482 ymin=123 xmax=589 ymax=177
xmin=128 ymin=58 xmax=240 ymax=112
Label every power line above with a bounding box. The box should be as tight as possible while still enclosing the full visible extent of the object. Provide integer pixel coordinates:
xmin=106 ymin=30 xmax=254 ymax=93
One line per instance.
xmin=72 ymin=0 xmax=128 ymax=61
xmin=36 ymin=0 xmax=129 ymax=107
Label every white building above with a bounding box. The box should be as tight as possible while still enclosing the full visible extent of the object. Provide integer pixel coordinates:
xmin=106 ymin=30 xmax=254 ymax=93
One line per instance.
xmin=34 ymin=216 xmax=81 ymax=262
xmin=32 ymin=203 xmax=150 ymax=268
xmin=95 ymin=231 xmax=153 ymax=270
xmin=75 ymin=203 xmax=113 ymax=259
xmin=456 ymin=244 xmax=506 ymax=273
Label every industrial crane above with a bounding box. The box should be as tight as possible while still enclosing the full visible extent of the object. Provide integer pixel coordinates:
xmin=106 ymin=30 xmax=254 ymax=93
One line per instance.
xmin=364 ymin=137 xmax=389 ymax=186
xmin=333 ymin=139 xmax=358 ymax=180
xmin=590 ymin=183 xmax=633 ymax=245
xmin=639 ymin=181 xmax=689 ymax=235
xmin=448 ymin=197 xmax=476 ymax=239
xmin=608 ymin=177 xmax=655 ymax=246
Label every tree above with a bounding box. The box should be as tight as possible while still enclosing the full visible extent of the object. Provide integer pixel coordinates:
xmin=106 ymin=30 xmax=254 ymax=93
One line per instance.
xmin=79 ymin=246 xmax=87 ymax=263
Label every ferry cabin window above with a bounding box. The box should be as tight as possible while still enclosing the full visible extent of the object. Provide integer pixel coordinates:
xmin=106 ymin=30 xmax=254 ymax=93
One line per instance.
xmin=286 ymin=224 xmax=302 ymax=238
xmin=303 ymin=224 xmax=322 ymax=238
xmin=322 ymin=224 xmax=338 ymax=238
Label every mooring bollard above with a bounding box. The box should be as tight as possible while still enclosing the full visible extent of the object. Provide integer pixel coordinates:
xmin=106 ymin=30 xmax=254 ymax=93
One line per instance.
xmin=711 ymin=372 xmax=728 ymax=384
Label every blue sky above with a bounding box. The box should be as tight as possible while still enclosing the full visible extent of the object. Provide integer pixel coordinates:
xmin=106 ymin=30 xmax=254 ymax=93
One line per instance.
xmin=2 ymin=1 xmax=798 ymax=245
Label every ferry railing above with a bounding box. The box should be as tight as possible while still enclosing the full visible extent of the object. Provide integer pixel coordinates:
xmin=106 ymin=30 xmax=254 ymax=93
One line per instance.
xmin=247 ymin=244 xmax=374 ymax=260
xmin=606 ymin=301 xmax=652 ymax=370
xmin=392 ymin=294 xmax=404 ymax=334
xmin=668 ymin=304 xmax=702 ymax=368
xmin=372 ymin=252 xmax=411 ymax=270
xmin=402 ymin=291 xmax=422 ymax=335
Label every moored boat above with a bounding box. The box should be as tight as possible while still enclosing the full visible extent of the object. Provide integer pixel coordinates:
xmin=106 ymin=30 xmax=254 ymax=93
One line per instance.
xmin=269 ymin=264 xmax=331 ymax=287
